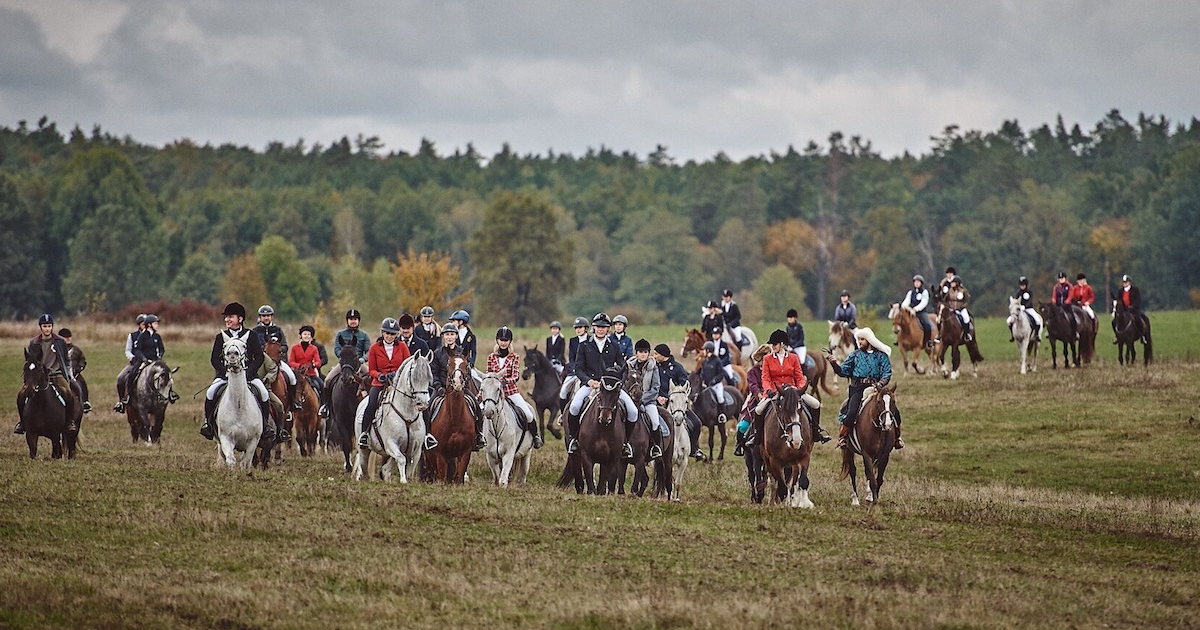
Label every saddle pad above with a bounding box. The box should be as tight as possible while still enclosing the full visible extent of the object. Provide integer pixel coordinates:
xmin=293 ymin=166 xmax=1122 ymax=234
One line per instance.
xmin=506 ymin=398 xmax=527 ymax=431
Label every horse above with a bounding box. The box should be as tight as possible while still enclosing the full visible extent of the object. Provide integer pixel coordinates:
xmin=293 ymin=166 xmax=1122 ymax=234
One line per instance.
xmin=619 ymin=369 xmax=673 ymax=499
xmin=665 ymin=382 xmax=692 ymax=501
xmin=1038 ymin=301 xmax=1078 ymax=370
xmin=1076 ymin=306 xmax=1097 ymax=365
xmin=760 ymin=387 xmax=815 ymax=507
xmin=574 ymin=375 xmax=628 ymax=495
xmin=214 ymin=336 xmax=263 ymax=471
xmin=479 ymin=372 xmax=535 ymax=487
xmin=688 ymin=353 xmax=750 ymax=397
xmin=328 ymin=344 xmax=365 ymax=473
xmin=802 ymin=351 xmax=837 ymax=400
xmin=840 ymin=385 xmax=898 ymax=506
xmin=682 ymin=328 xmax=753 ymax=379
xmin=887 ymin=303 xmax=933 ymax=375
xmin=18 ymin=349 xmax=80 ymax=459
xmin=353 ymin=352 xmax=433 ymax=483
xmin=933 ymin=302 xmax=984 ymax=379
xmin=125 ymin=360 xmax=178 ymax=444
xmin=827 ymin=321 xmax=856 ymax=367
xmin=428 ymin=355 xmax=476 ymax=483
xmin=261 ymin=339 xmax=292 ymax=463
xmin=292 ymin=365 xmax=322 ymax=457
xmin=521 ymin=345 xmax=563 ymax=440
xmin=687 ymin=371 xmax=745 ymax=462
xmin=1008 ymin=297 xmax=1040 ymax=375
xmin=1112 ymin=298 xmax=1153 ymax=366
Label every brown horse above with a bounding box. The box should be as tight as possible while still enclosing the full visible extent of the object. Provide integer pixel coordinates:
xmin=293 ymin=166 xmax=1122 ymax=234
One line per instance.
xmin=887 ymin=303 xmax=933 ymax=375
xmin=428 ymin=356 xmax=476 ymax=483
xmin=559 ymin=376 xmax=628 ymax=495
xmin=933 ymin=302 xmax=984 ymax=379
xmin=1112 ymin=298 xmax=1153 ymax=366
xmin=688 ymin=352 xmax=749 ymax=397
xmin=839 ymin=384 xmax=898 ymax=505
xmin=802 ymin=351 xmax=837 ymax=400
xmin=619 ymin=370 xmax=674 ymax=499
xmin=18 ymin=350 xmax=81 ymax=459
xmin=1076 ymin=307 xmax=1097 ymax=365
xmin=682 ymin=328 xmax=743 ymax=364
xmin=292 ymin=366 xmax=322 ymax=457
xmin=260 ymin=339 xmax=291 ymax=464
xmin=760 ymin=387 xmax=815 ymax=507
xmin=1038 ymin=302 xmax=1079 ymax=369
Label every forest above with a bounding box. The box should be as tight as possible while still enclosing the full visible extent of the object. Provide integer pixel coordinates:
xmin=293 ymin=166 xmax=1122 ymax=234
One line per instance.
xmin=1 ymin=109 xmax=1198 ymax=328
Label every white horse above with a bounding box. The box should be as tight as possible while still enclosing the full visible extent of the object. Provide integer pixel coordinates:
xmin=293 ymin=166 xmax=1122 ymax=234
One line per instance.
xmin=216 ymin=337 xmax=263 ymax=471
xmin=352 ymin=352 xmax=433 ymax=483
xmin=1008 ymin=296 xmax=1040 ymax=374
xmin=722 ymin=328 xmax=758 ymax=366
xmin=478 ymin=373 xmax=535 ymax=487
xmin=665 ymin=382 xmax=692 ymax=501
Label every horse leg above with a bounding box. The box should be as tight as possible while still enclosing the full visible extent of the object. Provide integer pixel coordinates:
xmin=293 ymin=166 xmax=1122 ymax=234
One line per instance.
xmin=499 ymin=447 xmax=516 ymax=487
xmin=862 ymin=455 xmax=877 ymax=503
xmin=845 ymin=451 xmax=860 ymax=506
xmin=26 ymin=432 xmax=37 ymax=459
xmin=795 ymin=463 xmax=814 ymax=508
xmin=706 ymin=424 xmax=715 ymax=463
xmin=717 ymin=422 xmax=727 ymax=461
xmin=353 ymin=445 xmax=369 ymax=480
xmin=950 ymin=345 xmax=961 ymax=380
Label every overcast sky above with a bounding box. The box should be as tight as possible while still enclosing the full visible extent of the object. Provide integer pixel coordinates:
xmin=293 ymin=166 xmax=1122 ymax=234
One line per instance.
xmin=2 ymin=1 xmax=1197 ymax=161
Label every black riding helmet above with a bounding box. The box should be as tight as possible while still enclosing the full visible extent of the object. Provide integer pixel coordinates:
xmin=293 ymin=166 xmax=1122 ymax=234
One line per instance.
xmin=1019 ymin=276 xmax=1028 ymax=285
xmin=496 ymin=326 xmax=513 ymax=341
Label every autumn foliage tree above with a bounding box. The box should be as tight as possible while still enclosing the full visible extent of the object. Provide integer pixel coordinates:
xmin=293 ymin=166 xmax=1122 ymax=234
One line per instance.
xmin=221 ymin=251 xmax=269 ymax=309
xmin=392 ymin=249 xmax=473 ymax=317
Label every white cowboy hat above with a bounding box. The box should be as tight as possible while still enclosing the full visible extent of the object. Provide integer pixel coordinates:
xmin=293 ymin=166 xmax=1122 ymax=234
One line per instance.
xmin=853 ymin=327 xmax=892 ymax=356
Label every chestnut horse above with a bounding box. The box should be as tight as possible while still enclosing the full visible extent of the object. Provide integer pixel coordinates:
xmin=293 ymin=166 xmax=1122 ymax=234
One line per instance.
xmin=683 ymin=329 xmax=749 ymax=396
xmin=18 ymin=349 xmax=81 ymax=459
xmin=291 ymin=365 xmax=322 ymax=457
xmin=428 ymin=356 xmax=476 ymax=483
xmin=839 ymin=385 xmax=898 ymax=506
xmin=887 ymin=303 xmax=933 ymax=375
xmin=261 ymin=339 xmax=291 ymax=464
xmin=1112 ymin=298 xmax=1153 ymax=366
xmin=933 ymin=302 xmax=984 ymax=379
xmin=760 ymin=387 xmax=815 ymax=507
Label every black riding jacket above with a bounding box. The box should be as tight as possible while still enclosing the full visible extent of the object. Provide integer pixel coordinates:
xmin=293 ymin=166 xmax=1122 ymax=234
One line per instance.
xmin=576 ymin=335 xmax=626 ymax=383
xmin=211 ymin=327 xmax=264 ymax=380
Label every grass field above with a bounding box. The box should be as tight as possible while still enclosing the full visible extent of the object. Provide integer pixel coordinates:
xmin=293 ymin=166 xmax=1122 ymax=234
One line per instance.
xmin=2 ymin=313 xmax=1198 ymax=629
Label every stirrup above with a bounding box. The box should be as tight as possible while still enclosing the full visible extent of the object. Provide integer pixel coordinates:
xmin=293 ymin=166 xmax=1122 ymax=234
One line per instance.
xmin=532 ymin=433 xmax=543 ymax=449
xmin=13 ymin=423 xmax=25 ymax=435
xmin=82 ymin=401 xmax=92 ymax=413
xmin=277 ymin=428 xmax=291 ymax=443
xmin=113 ymin=401 xmax=125 ymax=413
xmin=567 ymin=438 xmax=579 ymax=454
xmin=816 ymin=429 xmax=831 ymax=444
xmin=895 ymin=437 xmax=905 ymax=449
xmin=423 ymin=434 xmax=439 ymax=451
xmin=358 ymin=433 xmax=369 ymax=448
xmin=649 ymin=444 xmax=663 ymax=459
xmin=733 ymin=443 xmax=744 ymax=457
xmin=199 ymin=423 xmax=214 ymax=440
xmin=472 ymin=435 xmax=485 ymax=452
xmin=621 ymin=442 xmax=634 ymax=460
xmin=318 ymin=405 xmax=329 ymax=418
xmin=836 ymin=437 xmax=848 ymax=449
xmin=690 ymin=449 xmax=705 ymax=460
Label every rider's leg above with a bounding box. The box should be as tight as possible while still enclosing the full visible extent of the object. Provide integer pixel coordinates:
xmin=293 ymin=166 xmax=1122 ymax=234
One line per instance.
xmin=645 ymin=404 xmax=664 ymax=459
xmin=619 ymin=391 xmax=640 ymax=459
xmin=51 ymin=375 xmax=78 ymax=432
xmin=279 ymin=362 xmax=301 ymax=410
xmin=918 ymin=313 xmax=933 ymax=348
xmin=566 ymin=385 xmax=593 ymax=454
xmin=114 ymin=364 xmax=132 ymax=412
xmin=801 ymin=394 xmax=830 ymax=443
xmin=893 ymin=406 xmax=905 ymax=449
xmin=359 ymin=385 xmax=383 ymax=448
xmin=510 ymin=393 xmax=542 ymax=449
xmin=686 ymin=409 xmax=704 ymax=459
xmin=250 ymin=378 xmax=279 ymax=442
xmin=838 ymin=385 xmax=865 ymax=449
xmin=201 ymin=379 xmax=224 ymax=439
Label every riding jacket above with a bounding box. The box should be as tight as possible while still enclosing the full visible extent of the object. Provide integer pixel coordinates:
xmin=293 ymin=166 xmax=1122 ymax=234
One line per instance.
xmin=655 ymin=357 xmax=689 ymax=398
xmin=486 ymin=351 xmax=522 ymax=397
xmin=945 ymin=286 xmax=971 ymax=311
xmin=431 ymin=344 xmax=461 ymax=389
xmin=458 ymin=326 xmax=478 ymax=367
xmin=414 ymin=321 xmax=441 ymax=352
xmin=124 ymin=329 xmax=140 ymax=362
xmin=1017 ymin=286 xmax=1035 ymax=309
xmin=904 ymin=287 xmax=931 ymax=313
xmin=786 ymin=321 xmax=805 ymax=351
xmin=546 ymin=334 xmax=566 ymax=366
xmin=741 ymin=364 xmax=764 ymax=416
xmin=834 ymin=301 xmax=858 ymax=328
xmin=626 ymin=358 xmax=660 ymax=407
xmin=367 ymin=340 xmax=411 ymax=388
xmin=288 ymin=342 xmax=323 ymax=378
xmin=722 ymin=300 xmax=742 ymax=329
xmin=334 ymin=327 xmax=371 ymax=364
xmin=253 ymin=323 xmax=287 ymax=348
xmin=613 ymin=332 xmax=634 ymax=359
xmin=566 ymin=334 xmax=588 ymax=377
xmin=399 ymin=334 xmax=429 ymax=356
xmin=830 ymin=348 xmax=892 ymax=386
xmin=576 ymin=335 xmax=626 ymax=383
xmin=66 ymin=344 xmax=87 ymax=379
xmin=700 ymin=355 xmax=724 ymax=388
xmin=132 ymin=329 xmax=165 ymax=363
xmin=1121 ymin=285 xmax=1142 ymax=311
xmin=760 ymin=351 xmax=806 ymax=394
xmin=701 ymin=313 xmax=725 ymax=337
xmin=1052 ymin=282 xmax=1072 ymax=306
xmin=1068 ymin=283 xmax=1095 ymax=306
xmin=211 ymin=327 xmax=264 ymax=380
xmin=27 ymin=334 xmax=72 ymax=378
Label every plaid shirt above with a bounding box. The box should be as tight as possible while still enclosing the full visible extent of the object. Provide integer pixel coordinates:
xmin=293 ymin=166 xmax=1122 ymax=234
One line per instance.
xmin=486 ymin=352 xmax=522 ymax=396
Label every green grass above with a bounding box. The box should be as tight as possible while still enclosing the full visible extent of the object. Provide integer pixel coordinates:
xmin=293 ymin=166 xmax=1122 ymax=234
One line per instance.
xmin=2 ymin=314 xmax=1199 ymax=629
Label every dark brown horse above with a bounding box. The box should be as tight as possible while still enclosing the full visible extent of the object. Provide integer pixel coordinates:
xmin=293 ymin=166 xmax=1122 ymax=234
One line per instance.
xmin=1038 ymin=302 xmax=1078 ymax=369
xmin=839 ymin=385 xmax=898 ymax=505
xmin=760 ymin=387 xmax=815 ymax=507
xmin=933 ymin=302 xmax=984 ymax=379
xmin=687 ymin=371 xmax=744 ymax=462
xmin=1075 ymin=307 xmax=1097 ymax=365
xmin=887 ymin=303 xmax=934 ymax=375
xmin=292 ymin=365 xmax=322 ymax=457
xmin=521 ymin=345 xmax=562 ymax=440
xmin=18 ymin=349 xmax=81 ymax=459
xmin=328 ymin=343 xmax=364 ymax=472
xmin=1112 ymin=298 xmax=1153 ymax=366
xmin=559 ymin=376 xmax=627 ymax=495
xmin=428 ymin=355 xmax=475 ymax=483
xmin=619 ymin=370 xmax=674 ymax=499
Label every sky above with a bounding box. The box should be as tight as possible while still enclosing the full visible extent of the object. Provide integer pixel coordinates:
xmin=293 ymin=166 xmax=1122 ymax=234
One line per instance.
xmin=2 ymin=0 xmax=1198 ymax=162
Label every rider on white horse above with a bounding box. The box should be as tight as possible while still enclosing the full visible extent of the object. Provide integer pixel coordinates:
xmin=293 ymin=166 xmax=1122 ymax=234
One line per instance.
xmin=1007 ymin=276 xmax=1044 ymax=341
xmin=486 ymin=326 xmax=542 ymax=449
xmin=720 ymin=289 xmax=747 ymax=348
xmin=201 ymin=302 xmax=280 ymax=442
xmin=565 ymin=313 xmax=641 ymax=459
xmin=628 ymin=339 xmax=667 ymax=460
xmin=358 ymin=318 xmax=412 ymax=449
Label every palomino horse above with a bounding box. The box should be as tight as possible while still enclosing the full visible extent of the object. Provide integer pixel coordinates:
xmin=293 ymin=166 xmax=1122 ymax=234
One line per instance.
xmin=760 ymin=387 xmax=815 ymax=507
xmin=933 ymin=302 xmax=984 ymax=379
xmin=215 ymin=336 xmax=263 ymax=471
xmin=428 ymin=355 xmax=476 ymax=483
xmin=887 ymin=303 xmax=934 ymax=375
xmin=1008 ymin=297 xmax=1040 ymax=375
xmin=291 ymin=364 xmax=322 ymax=457
xmin=18 ymin=349 xmax=81 ymax=459
xmin=687 ymin=371 xmax=745 ymax=462
xmin=328 ymin=344 xmax=364 ymax=472
xmin=1038 ymin=302 xmax=1078 ymax=369
xmin=479 ymin=372 xmax=535 ymax=487
xmin=125 ymin=359 xmax=178 ymax=443
xmin=521 ymin=345 xmax=563 ymax=440
xmin=1112 ymin=298 xmax=1153 ymax=366
xmin=840 ymin=385 xmax=898 ymax=506
xmin=665 ymin=382 xmax=692 ymax=501
xmin=353 ymin=353 xmax=432 ymax=483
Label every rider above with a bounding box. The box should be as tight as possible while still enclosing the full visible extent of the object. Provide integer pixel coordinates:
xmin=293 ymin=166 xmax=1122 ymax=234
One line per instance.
xmin=15 ymin=314 xmax=80 ymax=434
xmin=428 ymin=322 xmax=473 ymax=451
xmin=758 ymin=329 xmax=829 ymax=444
xmin=324 ymin=308 xmax=371 ymax=403
xmin=700 ymin=341 xmax=733 ymax=423
xmin=611 ymin=315 xmax=634 ymax=359
xmin=254 ymin=305 xmax=300 ymax=411
xmin=1068 ymin=273 xmax=1097 ymax=323
xmin=701 ymin=300 xmax=725 ymax=340
xmin=545 ymin=321 xmax=566 ymax=375
xmin=734 ymin=344 xmax=771 ymax=457
xmin=652 ymin=343 xmax=706 ymax=461
xmin=449 ymin=310 xmax=478 ymax=368
xmin=201 ymin=303 xmax=281 ymax=442
xmin=938 ymin=266 xmax=957 ymax=299
xmin=58 ymin=328 xmax=91 ymax=414
xmin=358 ymin=318 xmax=412 ymax=449
xmin=1008 ymin=276 xmax=1043 ymax=342
xmin=396 ymin=313 xmax=430 ymax=355
xmin=486 ymin=326 xmax=542 ymax=449
xmin=721 ymin=289 xmax=746 ymax=347
xmin=1117 ymin=274 xmax=1146 ymax=343
xmin=117 ymin=314 xmax=168 ymax=413
xmin=938 ymin=276 xmax=975 ymax=343
xmin=628 ymin=339 xmax=667 ymax=460
xmin=1051 ymin=271 xmax=1078 ymax=340
xmin=834 ymin=290 xmax=857 ymax=329
xmin=565 ymin=313 xmax=641 ymax=459
xmin=557 ymin=316 xmax=590 ymax=412
xmin=414 ymin=305 xmax=441 ymax=352
xmin=827 ymin=327 xmax=902 ymax=450
xmin=708 ymin=325 xmax=739 ymax=386
xmin=902 ymin=275 xmax=934 ymax=349
xmin=114 ymin=314 xmax=146 ymax=413
xmin=288 ymin=325 xmax=325 ymax=413
xmin=786 ymin=309 xmax=807 ymax=361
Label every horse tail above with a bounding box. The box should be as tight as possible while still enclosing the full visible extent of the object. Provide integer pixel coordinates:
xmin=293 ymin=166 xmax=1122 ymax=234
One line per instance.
xmin=557 ymin=451 xmax=578 ymax=489
xmin=1143 ymin=327 xmax=1154 ymax=364
xmin=838 ymin=442 xmax=853 ymax=481
xmin=967 ymin=341 xmax=985 ymax=364
xmin=819 ymin=370 xmax=836 ymax=396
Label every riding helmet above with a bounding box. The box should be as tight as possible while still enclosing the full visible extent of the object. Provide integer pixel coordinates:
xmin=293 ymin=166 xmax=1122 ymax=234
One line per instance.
xmin=136 ymin=313 xmax=147 ymax=324
xmin=1019 ymin=276 xmax=1028 ymax=284
xmin=1122 ymin=274 xmax=1131 ymax=282
xmin=223 ymin=302 xmax=247 ymax=318
xmin=1077 ymin=273 xmax=1087 ymax=280
xmin=634 ymin=338 xmax=651 ymax=352
xmin=299 ymin=325 xmax=316 ymax=336
xmin=591 ymin=312 xmax=611 ymax=327
xmin=1057 ymin=271 xmax=1067 ymax=279
xmin=613 ymin=314 xmax=629 ymax=325
xmin=840 ymin=290 xmax=850 ymax=297
xmin=58 ymin=328 xmax=72 ymax=338
xmin=258 ymin=305 xmax=274 ymax=316
xmin=951 ymin=275 xmax=962 ymax=284
xmin=381 ymin=318 xmax=400 ymax=334
xmin=143 ymin=314 xmax=160 ymax=324
xmin=550 ymin=320 xmax=562 ymax=329
xmin=786 ymin=308 xmax=798 ymax=318
xmin=397 ymin=313 xmax=415 ymax=329
xmin=705 ymin=300 xmax=719 ymax=309
xmin=345 ymin=308 xmax=361 ymax=320
xmin=419 ymin=306 xmax=435 ymax=317
xmin=653 ymin=343 xmax=672 ymax=357
xmin=722 ymin=288 xmax=733 ymax=297
xmin=768 ymin=329 xmax=789 ymax=345
xmin=702 ymin=341 xmax=716 ymax=352
xmin=496 ymin=326 xmax=513 ymax=341
xmin=572 ymin=316 xmax=589 ymax=329
xmin=945 ymin=266 xmax=957 ymax=274
xmin=38 ymin=313 xmax=54 ymax=325
xmin=913 ymin=274 xmax=925 ymax=284
xmin=451 ymin=309 xmax=470 ymax=324
xmin=440 ymin=323 xmax=460 ymax=336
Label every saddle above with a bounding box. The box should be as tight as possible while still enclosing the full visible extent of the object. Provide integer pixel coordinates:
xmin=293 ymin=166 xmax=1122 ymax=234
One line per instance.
xmin=839 ymin=387 xmax=880 ymax=420
xmin=506 ymin=398 xmax=529 ymax=431
xmin=213 ymin=383 xmax=273 ymax=421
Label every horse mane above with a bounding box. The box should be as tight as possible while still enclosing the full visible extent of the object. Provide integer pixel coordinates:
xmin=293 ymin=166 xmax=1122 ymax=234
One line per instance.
xmin=776 ymin=386 xmax=802 ymax=417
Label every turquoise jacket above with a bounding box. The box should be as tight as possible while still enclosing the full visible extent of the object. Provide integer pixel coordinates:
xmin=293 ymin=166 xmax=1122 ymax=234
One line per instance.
xmin=831 ymin=348 xmax=892 ymax=384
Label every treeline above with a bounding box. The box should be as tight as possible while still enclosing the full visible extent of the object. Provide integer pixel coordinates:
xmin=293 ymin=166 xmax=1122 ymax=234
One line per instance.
xmin=1 ymin=110 xmax=1198 ymax=327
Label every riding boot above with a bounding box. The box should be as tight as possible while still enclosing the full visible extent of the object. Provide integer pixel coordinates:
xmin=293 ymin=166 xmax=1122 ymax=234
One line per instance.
xmin=358 ymin=418 xmax=370 ymax=449
xmin=621 ymin=440 xmax=634 ymax=461
xmin=200 ymin=399 xmax=216 ymax=440
xmin=648 ymin=429 xmax=663 ymax=460
xmin=733 ymin=431 xmax=745 ymax=457
xmin=260 ymin=402 xmax=277 ymax=444
xmin=473 ymin=415 xmax=485 ymax=452
xmin=530 ymin=415 xmax=544 ymax=449
xmin=286 ymin=381 xmax=301 ymax=410
xmin=271 ymin=401 xmax=290 ymax=443
xmin=811 ymin=416 xmax=831 ymax=444
xmin=922 ymin=328 xmax=932 ymax=349
xmin=65 ymin=401 xmax=78 ymax=432
xmin=566 ymin=412 xmax=581 ymax=454
xmin=836 ymin=423 xmax=850 ymax=449
xmin=12 ymin=419 xmax=24 ymax=435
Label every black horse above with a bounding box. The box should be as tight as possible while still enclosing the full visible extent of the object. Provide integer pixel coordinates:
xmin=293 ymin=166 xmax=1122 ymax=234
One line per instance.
xmin=687 ymin=371 xmax=744 ymax=462
xmin=18 ymin=348 xmax=81 ymax=459
xmin=328 ymin=344 xmax=364 ymax=472
xmin=1112 ymin=297 xmax=1153 ymax=366
xmin=1038 ymin=302 xmax=1079 ymax=369
xmin=521 ymin=345 xmax=563 ymax=441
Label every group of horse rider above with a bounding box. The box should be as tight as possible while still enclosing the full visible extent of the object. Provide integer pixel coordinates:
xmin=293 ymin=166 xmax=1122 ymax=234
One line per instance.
xmin=1007 ymin=271 xmax=1144 ymax=343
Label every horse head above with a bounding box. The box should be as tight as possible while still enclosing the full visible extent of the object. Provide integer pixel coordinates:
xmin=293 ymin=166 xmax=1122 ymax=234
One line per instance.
xmin=522 ymin=345 xmax=547 ymax=380
xmin=875 ymin=384 xmax=897 ymax=431
xmin=223 ymin=337 xmax=248 ymax=373
xmin=667 ymin=382 xmax=691 ymax=425
xmin=263 ymin=338 xmax=283 ymax=362
xmin=1008 ymin=296 xmax=1021 ymax=317
xmin=400 ymin=351 xmax=433 ymax=412
xmin=22 ymin=348 xmax=48 ymax=392
xmin=623 ymin=368 xmax=643 ymax=402
xmin=447 ymin=356 xmax=469 ymax=392
xmin=776 ymin=387 xmax=806 ymax=449
xmin=478 ymin=372 xmax=504 ymax=419
xmin=149 ymin=362 xmax=180 ymax=405
xmin=338 ymin=343 xmax=360 ymax=371
xmin=595 ymin=375 xmax=624 ymax=426
xmin=681 ymin=328 xmax=705 ymax=358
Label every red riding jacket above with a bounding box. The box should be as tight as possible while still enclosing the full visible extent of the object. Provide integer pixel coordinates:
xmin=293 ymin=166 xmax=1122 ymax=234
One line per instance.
xmin=288 ymin=342 xmax=323 ymax=377
xmin=760 ymin=351 xmax=807 ymax=395
xmin=1067 ymin=283 xmax=1095 ymax=306
xmin=367 ymin=340 xmax=411 ymax=387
